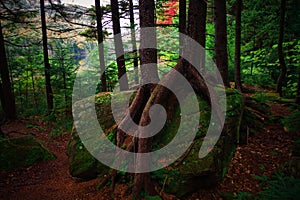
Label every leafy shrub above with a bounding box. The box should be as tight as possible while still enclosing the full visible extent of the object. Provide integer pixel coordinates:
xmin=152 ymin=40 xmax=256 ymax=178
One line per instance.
xmin=281 ymin=107 xmax=300 ymax=131
xmin=257 ymin=173 xmax=300 ymax=200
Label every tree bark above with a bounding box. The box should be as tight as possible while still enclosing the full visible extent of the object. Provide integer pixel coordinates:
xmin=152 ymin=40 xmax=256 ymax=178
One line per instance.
xmin=129 ymin=0 xmax=139 ymax=85
xmin=40 ymin=0 xmax=54 ymax=113
xmin=179 ymin=0 xmax=186 ymax=56
xmin=0 ymin=20 xmax=16 ymax=119
xmin=276 ymin=0 xmax=286 ymax=97
xmin=234 ymin=0 xmax=242 ymax=91
xmin=132 ymin=0 xmax=159 ymax=197
xmin=95 ymin=0 xmax=107 ymax=92
xmin=111 ymin=0 xmax=129 ymax=91
xmin=214 ymin=0 xmax=230 ymax=87
xmin=296 ymin=68 xmax=300 ymax=104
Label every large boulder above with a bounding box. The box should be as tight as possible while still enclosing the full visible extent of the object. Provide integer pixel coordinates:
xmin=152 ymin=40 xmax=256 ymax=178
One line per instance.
xmin=0 ymin=136 xmax=55 ymax=171
xmin=67 ymin=89 xmax=244 ymax=197
xmin=151 ymin=89 xmax=244 ymax=197
xmin=67 ymin=92 xmax=133 ymax=179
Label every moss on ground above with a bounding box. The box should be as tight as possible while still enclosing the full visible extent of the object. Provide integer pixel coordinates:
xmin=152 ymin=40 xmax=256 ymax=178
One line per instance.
xmin=0 ymin=136 xmax=55 ymax=171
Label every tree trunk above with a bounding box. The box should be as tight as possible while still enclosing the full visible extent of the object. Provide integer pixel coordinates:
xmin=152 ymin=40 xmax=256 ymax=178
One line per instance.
xmin=234 ymin=0 xmax=242 ymax=91
xmin=95 ymin=0 xmax=107 ymax=92
xmin=111 ymin=0 xmax=129 ymax=91
xmin=276 ymin=0 xmax=286 ymax=97
xmin=132 ymin=0 xmax=211 ymax=198
xmin=129 ymin=0 xmax=139 ymax=85
xmin=132 ymin=0 xmax=159 ymax=197
xmin=296 ymin=68 xmax=300 ymax=104
xmin=179 ymin=0 xmax=186 ymax=56
xmin=199 ymin=0 xmax=207 ymax=48
xmin=40 ymin=0 xmax=54 ymax=113
xmin=0 ymin=20 xmax=16 ymax=119
xmin=214 ymin=0 xmax=230 ymax=87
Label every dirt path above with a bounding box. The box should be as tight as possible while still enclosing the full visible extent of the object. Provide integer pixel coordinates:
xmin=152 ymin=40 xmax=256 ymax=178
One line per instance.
xmin=186 ymin=103 xmax=300 ymax=199
xmin=0 ymin=103 xmax=299 ymax=200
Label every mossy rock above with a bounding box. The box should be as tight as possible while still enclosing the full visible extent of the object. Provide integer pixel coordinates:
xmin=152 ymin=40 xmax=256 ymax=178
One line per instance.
xmin=0 ymin=136 xmax=55 ymax=171
xmin=152 ymin=89 xmax=244 ymax=197
xmin=67 ymin=91 xmax=134 ymax=179
xmin=68 ymin=89 xmax=244 ymax=196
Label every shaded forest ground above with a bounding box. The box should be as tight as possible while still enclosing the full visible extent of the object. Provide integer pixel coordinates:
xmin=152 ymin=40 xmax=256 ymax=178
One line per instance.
xmin=0 ymin=90 xmax=300 ymax=200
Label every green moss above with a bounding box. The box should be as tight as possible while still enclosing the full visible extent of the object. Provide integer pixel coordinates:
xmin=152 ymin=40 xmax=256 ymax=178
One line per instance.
xmin=0 ymin=136 xmax=55 ymax=171
xmin=151 ymin=90 xmax=244 ymax=197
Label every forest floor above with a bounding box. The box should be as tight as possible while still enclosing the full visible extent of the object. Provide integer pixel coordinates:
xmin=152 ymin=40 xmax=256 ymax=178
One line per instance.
xmin=0 ymin=94 xmax=299 ymax=200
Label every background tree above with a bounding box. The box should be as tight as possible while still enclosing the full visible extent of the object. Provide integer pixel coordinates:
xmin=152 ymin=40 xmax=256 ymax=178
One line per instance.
xmin=40 ymin=0 xmax=54 ymax=113
xmin=234 ymin=0 xmax=242 ymax=91
xmin=0 ymin=20 xmax=16 ymax=119
xmin=110 ymin=0 xmax=129 ymax=91
xmin=214 ymin=0 xmax=230 ymax=87
xmin=276 ymin=0 xmax=287 ymax=97
xmin=95 ymin=0 xmax=107 ymax=92
xmin=178 ymin=0 xmax=186 ymax=56
xmin=129 ymin=0 xmax=139 ymax=85
xmin=296 ymin=69 xmax=300 ymax=104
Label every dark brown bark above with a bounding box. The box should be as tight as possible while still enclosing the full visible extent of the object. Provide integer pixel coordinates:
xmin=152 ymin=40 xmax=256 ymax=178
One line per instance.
xmin=234 ymin=0 xmax=242 ymax=91
xmin=199 ymin=0 xmax=207 ymax=48
xmin=138 ymin=0 xmax=159 ymax=84
xmin=296 ymin=68 xmax=300 ymax=104
xmin=95 ymin=0 xmax=107 ymax=92
xmin=111 ymin=0 xmax=212 ymax=198
xmin=40 ymin=0 xmax=54 ymax=113
xmin=129 ymin=0 xmax=139 ymax=85
xmin=179 ymin=0 xmax=186 ymax=56
xmin=214 ymin=0 xmax=230 ymax=87
xmin=132 ymin=0 xmax=159 ymax=197
xmin=111 ymin=0 xmax=129 ymax=91
xmin=276 ymin=0 xmax=286 ymax=97
xmin=0 ymin=20 xmax=16 ymax=119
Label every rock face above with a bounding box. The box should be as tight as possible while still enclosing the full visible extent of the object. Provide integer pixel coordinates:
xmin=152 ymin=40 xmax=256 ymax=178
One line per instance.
xmin=0 ymin=136 xmax=55 ymax=171
xmin=67 ymin=92 xmax=130 ymax=179
xmin=67 ymin=89 xmax=244 ymax=196
xmin=151 ymin=89 xmax=244 ymax=197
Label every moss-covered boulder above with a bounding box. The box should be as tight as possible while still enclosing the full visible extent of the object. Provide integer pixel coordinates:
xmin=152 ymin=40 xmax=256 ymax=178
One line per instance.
xmin=68 ymin=89 xmax=244 ymax=196
xmin=67 ymin=92 xmax=133 ymax=179
xmin=0 ymin=136 xmax=55 ymax=171
xmin=151 ymin=89 xmax=244 ymax=197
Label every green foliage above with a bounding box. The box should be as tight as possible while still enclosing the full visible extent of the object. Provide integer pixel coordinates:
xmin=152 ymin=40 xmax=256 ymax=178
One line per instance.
xmin=25 ymin=124 xmax=45 ymax=131
xmin=252 ymin=92 xmax=277 ymax=104
xmin=251 ymin=173 xmax=269 ymax=185
xmin=49 ymin=117 xmax=73 ymax=138
xmin=281 ymin=106 xmax=300 ymax=131
xmin=257 ymin=173 xmax=300 ymax=200
xmin=144 ymin=195 xmax=162 ymax=200
xmin=220 ymin=191 xmax=253 ymax=200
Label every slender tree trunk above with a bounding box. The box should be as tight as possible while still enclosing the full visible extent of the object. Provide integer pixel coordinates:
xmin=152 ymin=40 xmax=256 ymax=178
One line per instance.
xmin=199 ymin=0 xmax=207 ymax=68
xmin=40 ymin=0 xmax=54 ymax=113
xmin=31 ymin=65 xmax=38 ymax=108
xmin=214 ymin=0 xmax=230 ymax=87
xmin=110 ymin=0 xmax=129 ymax=91
xmin=179 ymin=0 xmax=186 ymax=56
xmin=129 ymin=0 xmax=139 ymax=85
xmin=276 ymin=0 xmax=286 ymax=97
xmin=296 ymin=68 xmax=300 ymax=104
xmin=199 ymin=0 xmax=207 ymax=48
xmin=95 ymin=0 xmax=107 ymax=92
xmin=62 ymin=65 xmax=69 ymax=116
xmin=234 ymin=0 xmax=242 ymax=91
xmin=0 ymin=21 xmax=16 ymax=119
